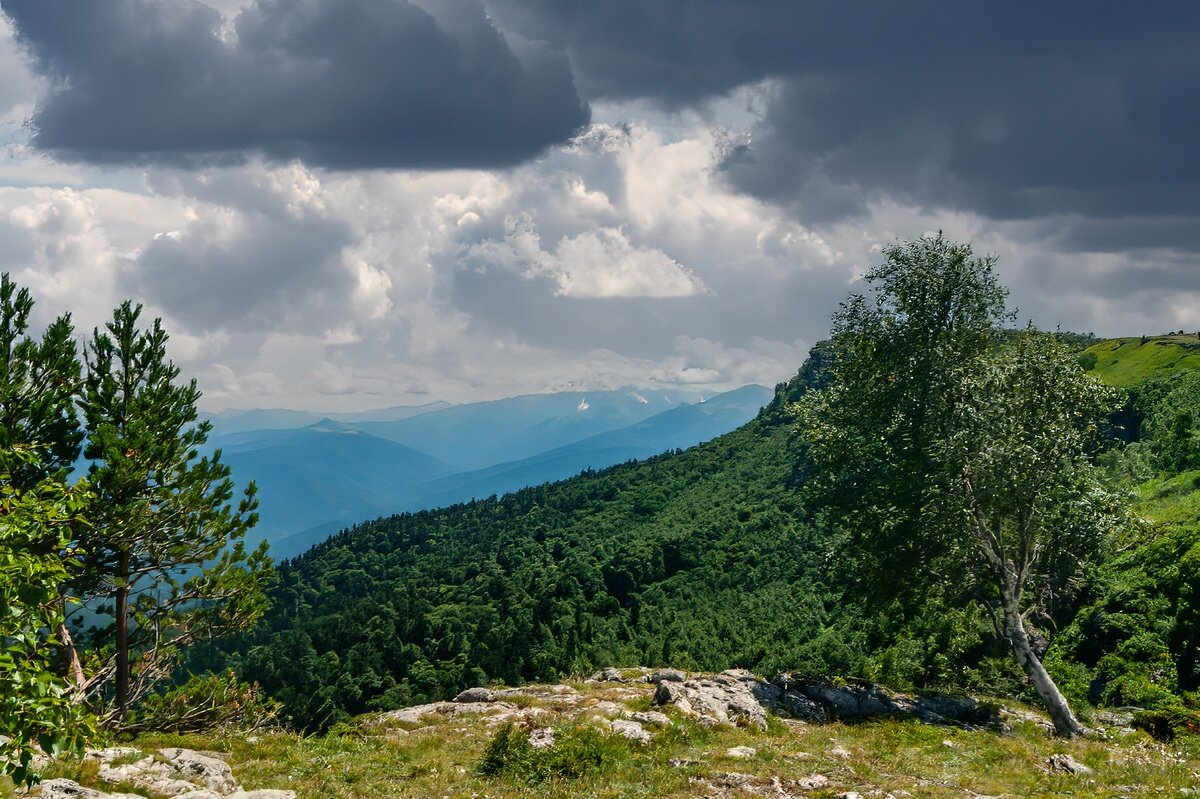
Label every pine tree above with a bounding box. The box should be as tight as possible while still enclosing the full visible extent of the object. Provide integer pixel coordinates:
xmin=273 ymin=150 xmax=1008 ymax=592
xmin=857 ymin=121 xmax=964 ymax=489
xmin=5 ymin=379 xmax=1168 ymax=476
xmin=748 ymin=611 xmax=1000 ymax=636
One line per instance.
xmin=0 ymin=273 xmax=82 ymax=489
xmin=76 ymin=301 xmax=271 ymax=721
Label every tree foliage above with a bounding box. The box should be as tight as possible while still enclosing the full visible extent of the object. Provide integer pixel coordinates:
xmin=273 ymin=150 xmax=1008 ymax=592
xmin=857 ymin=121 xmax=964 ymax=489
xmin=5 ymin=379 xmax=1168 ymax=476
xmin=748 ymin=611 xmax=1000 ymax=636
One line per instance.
xmin=0 ymin=277 xmax=89 ymax=784
xmin=0 ymin=274 xmax=82 ymax=489
xmin=0 ymin=270 xmax=272 ymax=759
xmin=794 ymin=235 xmax=1121 ymax=736
xmin=0 ymin=447 xmax=90 ymax=786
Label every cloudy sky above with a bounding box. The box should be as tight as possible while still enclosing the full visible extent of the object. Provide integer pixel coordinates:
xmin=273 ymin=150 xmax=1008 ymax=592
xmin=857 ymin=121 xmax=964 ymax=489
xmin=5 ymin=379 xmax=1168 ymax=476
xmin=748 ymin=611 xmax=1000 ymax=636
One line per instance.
xmin=0 ymin=1 xmax=1196 ymax=411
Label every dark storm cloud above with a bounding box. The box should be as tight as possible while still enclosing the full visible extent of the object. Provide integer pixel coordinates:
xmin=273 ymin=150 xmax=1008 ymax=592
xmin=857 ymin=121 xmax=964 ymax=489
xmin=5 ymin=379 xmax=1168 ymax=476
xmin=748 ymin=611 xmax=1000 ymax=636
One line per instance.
xmin=1 ymin=0 xmax=588 ymax=168
xmin=489 ymin=1 xmax=1200 ymax=226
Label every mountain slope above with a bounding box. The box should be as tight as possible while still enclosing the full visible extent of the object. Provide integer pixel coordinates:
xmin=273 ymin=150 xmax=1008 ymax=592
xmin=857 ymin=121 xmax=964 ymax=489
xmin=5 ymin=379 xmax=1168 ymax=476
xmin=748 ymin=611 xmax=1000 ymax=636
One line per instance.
xmin=218 ymin=420 xmax=455 ymax=551
xmin=207 ymin=402 xmax=451 ymax=435
xmin=354 ymin=388 xmax=704 ymax=470
xmin=1083 ymin=335 xmax=1200 ymax=386
xmin=403 ymin=384 xmax=774 ymax=511
xmin=210 ymin=338 xmax=1200 ymax=733
xmin=212 ymin=367 xmax=869 ymax=730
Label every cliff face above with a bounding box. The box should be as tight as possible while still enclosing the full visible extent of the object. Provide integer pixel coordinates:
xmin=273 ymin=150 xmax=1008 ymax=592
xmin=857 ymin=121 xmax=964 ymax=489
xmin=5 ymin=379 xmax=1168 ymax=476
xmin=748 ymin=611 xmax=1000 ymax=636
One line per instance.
xmin=24 ymin=669 xmax=1193 ymax=799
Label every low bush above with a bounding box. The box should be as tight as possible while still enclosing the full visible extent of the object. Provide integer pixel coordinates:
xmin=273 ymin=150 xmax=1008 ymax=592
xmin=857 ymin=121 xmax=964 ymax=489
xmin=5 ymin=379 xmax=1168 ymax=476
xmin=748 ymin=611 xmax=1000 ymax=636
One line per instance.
xmin=122 ymin=672 xmax=280 ymax=735
xmin=1133 ymin=707 xmax=1200 ymax=741
xmin=477 ymin=722 xmax=629 ymax=782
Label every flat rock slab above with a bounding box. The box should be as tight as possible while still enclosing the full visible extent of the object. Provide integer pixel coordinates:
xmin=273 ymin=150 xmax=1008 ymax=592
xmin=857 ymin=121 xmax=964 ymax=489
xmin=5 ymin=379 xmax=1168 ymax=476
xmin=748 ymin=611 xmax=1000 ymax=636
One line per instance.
xmin=99 ymin=757 xmax=198 ymax=797
xmin=607 ymin=719 xmax=652 ymax=743
xmin=160 ymin=749 xmax=240 ymax=794
xmin=46 ymin=747 xmax=293 ymax=799
xmin=38 ymin=779 xmax=143 ymax=799
xmin=628 ymin=710 xmax=672 ymax=727
xmin=653 ymin=669 xmax=998 ymax=730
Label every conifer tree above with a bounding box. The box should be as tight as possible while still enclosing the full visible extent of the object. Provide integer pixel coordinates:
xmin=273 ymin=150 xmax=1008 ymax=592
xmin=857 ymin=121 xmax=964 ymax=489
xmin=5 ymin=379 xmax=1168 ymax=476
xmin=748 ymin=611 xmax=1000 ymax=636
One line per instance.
xmin=76 ymin=301 xmax=270 ymax=720
xmin=0 ymin=274 xmax=82 ymax=489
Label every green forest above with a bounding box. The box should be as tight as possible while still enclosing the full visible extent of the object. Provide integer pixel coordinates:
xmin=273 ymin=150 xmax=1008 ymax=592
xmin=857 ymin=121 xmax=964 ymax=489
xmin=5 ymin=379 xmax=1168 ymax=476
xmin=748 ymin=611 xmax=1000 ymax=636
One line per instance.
xmin=4 ymin=236 xmax=1200 ymax=786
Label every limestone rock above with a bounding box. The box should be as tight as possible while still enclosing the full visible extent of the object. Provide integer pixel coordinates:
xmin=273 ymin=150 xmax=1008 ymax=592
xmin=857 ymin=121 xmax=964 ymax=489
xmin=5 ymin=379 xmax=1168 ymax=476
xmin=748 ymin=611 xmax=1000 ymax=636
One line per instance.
xmin=654 ymin=669 xmax=996 ymax=733
xmin=38 ymin=779 xmax=144 ymax=799
xmin=528 ymin=727 xmax=556 ymax=749
xmin=453 ymin=687 xmax=495 ymax=703
xmin=628 ymin=710 xmax=672 ymax=727
xmin=587 ymin=667 xmax=625 ymax=683
xmin=607 ymin=719 xmax=652 ymax=743
xmin=652 ymin=673 xmax=768 ymax=729
xmin=647 ymin=668 xmax=686 ymax=683
xmin=99 ymin=757 xmax=198 ymax=797
xmin=795 ymin=773 xmax=831 ymax=790
xmin=159 ymin=748 xmax=240 ymax=794
xmin=1048 ymin=753 xmax=1094 ymax=775
xmin=725 ymin=746 xmax=757 ymax=759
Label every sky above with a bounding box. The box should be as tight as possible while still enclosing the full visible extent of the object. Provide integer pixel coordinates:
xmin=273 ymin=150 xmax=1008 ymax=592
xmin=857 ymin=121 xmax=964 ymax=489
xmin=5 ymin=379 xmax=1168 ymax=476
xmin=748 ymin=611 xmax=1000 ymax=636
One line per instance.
xmin=0 ymin=1 xmax=1196 ymax=411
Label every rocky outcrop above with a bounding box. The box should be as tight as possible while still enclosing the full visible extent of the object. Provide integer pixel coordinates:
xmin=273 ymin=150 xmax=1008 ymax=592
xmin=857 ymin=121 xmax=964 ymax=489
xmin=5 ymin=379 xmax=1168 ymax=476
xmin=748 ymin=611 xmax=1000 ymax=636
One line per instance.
xmin=652 ymin=670 xmax=779 ymax=730
xmin=36 ymin=747 xmax=295 ymax=799
xmin=380 ymin=683 xmax=620 ymax=737
xmin=651 ymin=669 xmax=998 ymax=729
xmin=38 ymin=780 xmax=143 ymax=799
xmin=778 ymin=674 xmax=997 ymax=727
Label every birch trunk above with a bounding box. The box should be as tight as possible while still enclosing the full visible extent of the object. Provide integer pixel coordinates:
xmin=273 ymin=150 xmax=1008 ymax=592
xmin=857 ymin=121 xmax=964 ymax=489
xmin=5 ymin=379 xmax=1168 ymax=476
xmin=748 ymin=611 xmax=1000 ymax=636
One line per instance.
xmin=1000 ymin=582 xmax=1084 ymax=737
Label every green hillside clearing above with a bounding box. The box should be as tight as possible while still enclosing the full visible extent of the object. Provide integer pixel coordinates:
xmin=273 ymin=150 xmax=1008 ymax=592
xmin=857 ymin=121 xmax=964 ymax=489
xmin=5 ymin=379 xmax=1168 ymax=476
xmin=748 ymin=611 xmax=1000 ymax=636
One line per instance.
xmin=1084 ymin=336 xmax=1200 ymax=386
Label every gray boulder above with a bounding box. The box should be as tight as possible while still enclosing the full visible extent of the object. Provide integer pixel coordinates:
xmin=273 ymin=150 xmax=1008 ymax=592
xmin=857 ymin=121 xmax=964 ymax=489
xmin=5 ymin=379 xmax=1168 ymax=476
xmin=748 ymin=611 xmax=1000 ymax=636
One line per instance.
xmin=38 ymin=779 xmax=143 ymax=799
xmin=159 ymin=749 xmax=240 ymax=795
xmin=647 ymin=668 xmax=686 ymax=683
xmin=652 ymin=673 xmax=768 ymax=730
xmin=453 ymin=687 xmax=495 ymax=703
xmin=607 ymin=719 xmax=652 ymax=743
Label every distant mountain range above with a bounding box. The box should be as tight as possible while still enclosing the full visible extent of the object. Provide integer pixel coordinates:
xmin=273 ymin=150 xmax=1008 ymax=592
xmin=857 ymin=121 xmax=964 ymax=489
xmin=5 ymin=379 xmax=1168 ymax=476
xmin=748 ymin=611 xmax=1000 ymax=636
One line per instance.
xmin=206 ymin=402 xmax=452 ymax=434
xmin=206 ymin=385 xmax=773 ymax=557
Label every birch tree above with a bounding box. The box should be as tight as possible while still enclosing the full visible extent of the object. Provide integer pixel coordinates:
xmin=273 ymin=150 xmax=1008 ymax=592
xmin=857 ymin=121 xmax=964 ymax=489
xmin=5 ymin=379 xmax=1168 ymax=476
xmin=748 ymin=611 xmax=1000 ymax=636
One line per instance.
xmin=795 ymin=234 xmax=1120 ymax=736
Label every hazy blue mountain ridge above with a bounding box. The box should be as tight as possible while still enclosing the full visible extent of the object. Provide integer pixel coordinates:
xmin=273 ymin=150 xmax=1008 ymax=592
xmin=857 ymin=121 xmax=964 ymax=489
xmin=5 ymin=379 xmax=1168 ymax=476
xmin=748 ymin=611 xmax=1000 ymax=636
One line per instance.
xmin=210 ymin=386 xmax=768 ymax=557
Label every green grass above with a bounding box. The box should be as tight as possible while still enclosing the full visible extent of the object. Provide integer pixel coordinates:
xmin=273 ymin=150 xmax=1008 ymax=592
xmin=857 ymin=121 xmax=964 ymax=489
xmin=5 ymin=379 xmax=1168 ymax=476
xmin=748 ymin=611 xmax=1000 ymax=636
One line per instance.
xmin=12 ymin=680 xmax=1200 ymax=799
xmin=1136 ymin=469 xmax=1200 ymax=525
xmin=1084 ymin=336 xmax=1200 ymax=387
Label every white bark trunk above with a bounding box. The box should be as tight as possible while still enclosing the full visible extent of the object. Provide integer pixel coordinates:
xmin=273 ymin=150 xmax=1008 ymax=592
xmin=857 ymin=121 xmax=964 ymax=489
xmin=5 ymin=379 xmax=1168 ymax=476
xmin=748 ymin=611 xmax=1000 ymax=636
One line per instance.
xmin=1000 ymin=582 xmax=1083 ymax=737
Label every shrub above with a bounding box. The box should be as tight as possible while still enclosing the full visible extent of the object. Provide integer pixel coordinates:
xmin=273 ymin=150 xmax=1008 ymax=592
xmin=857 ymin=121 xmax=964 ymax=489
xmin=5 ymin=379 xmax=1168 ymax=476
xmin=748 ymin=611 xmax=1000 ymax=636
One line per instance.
xmin=1133 ymin=707 xmax=1200 ymax=741
xmin=477 ymin=722 xmax=629 ymax=782
xmin=122 ymin=672 xmax=280 ymax=735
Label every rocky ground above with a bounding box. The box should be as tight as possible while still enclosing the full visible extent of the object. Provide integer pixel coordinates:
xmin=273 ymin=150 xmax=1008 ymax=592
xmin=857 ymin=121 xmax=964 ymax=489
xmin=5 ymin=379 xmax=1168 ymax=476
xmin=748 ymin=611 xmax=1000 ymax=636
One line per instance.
xmin=14 ymin=668 xmax=1198 ymax=798
xmin=27 ymin=747 xmax=293 ymax=799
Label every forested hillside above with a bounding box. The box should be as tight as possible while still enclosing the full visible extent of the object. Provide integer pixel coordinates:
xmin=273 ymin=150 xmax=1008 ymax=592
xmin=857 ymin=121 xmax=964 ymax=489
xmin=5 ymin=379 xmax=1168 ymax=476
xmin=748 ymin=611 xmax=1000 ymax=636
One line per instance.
xmin=211 ymin=378 xmax=837 ymax=730
xmin=209 ymin=329 xmax=1200 ymax=734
